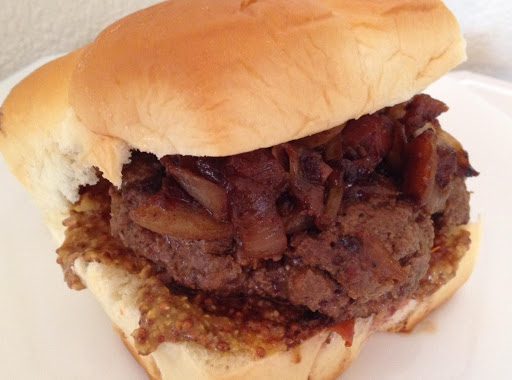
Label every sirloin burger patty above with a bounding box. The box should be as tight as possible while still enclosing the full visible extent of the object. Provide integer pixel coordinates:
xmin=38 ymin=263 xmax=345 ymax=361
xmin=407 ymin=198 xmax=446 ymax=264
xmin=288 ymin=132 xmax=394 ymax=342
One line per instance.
xmin=0 ymin=0 xmax=480 ymax=379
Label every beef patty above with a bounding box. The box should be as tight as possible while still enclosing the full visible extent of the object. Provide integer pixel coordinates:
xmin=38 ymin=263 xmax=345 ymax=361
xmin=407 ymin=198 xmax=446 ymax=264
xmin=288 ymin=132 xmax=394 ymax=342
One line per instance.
xmin=107 ymin=94 xmax=476 ymax=322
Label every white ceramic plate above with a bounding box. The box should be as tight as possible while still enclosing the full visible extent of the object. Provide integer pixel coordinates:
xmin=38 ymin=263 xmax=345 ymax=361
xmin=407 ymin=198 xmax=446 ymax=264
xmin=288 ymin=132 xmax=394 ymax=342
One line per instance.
xmin=1 ymin=61 xmax=511 ymax=379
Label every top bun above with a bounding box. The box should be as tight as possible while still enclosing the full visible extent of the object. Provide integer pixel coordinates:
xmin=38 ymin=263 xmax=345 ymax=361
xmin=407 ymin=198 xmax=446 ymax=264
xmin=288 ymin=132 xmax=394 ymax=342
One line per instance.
xmin=0 ymin=0 xmax=465 ymax=241
xmin=70 ymin=0 xmax=465 ymax=159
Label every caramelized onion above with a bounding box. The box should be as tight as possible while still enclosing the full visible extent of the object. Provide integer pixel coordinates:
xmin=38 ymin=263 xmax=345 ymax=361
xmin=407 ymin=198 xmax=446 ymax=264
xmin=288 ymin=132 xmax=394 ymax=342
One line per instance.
xmin=400 ymin=94 xmax=448 ymax=136
xmin=300 ymin=151 xmax=333 ymax=185
xmin=195 ymin=157 xmax=227 ymax=185
xmin=295 ymin=124 xmax=345 ymax=149
xmin=226 ymin=149 xmax=288 ymax=194
xmin=434 ymin=126 xmax=478 ymax=177
xmin=228 ymin=177 xmax=287 ymax=259
xmin=436 ymin=140 xmax=457 ymax=188
xmin=402 ymin=129 xmax=438 ymax=206
xmin=321 ymin=170 xmax=343 ymax=227
xmin=271 ymin=145 xmax=290 ymax=171
xmin=341 ymin=114 xmax=393 ymax=170
xmin=323 ymin=133 xmax=342 ymax=162
xmin=162 ymin=158 xmax=229 ymax=221
xmin=283 ymin=212 xmax=313 ymax=235
xmin=385 ymin=121 xmax=407 ymax=174
xmin=343 ymin=177 xmax=398 ymax=202
xmin=130 ymin=194 xmax=233 ymax=240
xmin=276 ymin=193 xmax=314 ymax=234
xmin=284 ymin=144 xmax=325 ymax=222
xmin=385 ymin=102 xmax=407 ymax=120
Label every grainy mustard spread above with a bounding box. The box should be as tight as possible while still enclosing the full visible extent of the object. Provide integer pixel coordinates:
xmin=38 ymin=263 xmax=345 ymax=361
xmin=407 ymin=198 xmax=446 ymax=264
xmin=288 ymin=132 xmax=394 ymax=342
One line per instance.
xmin=57 ymin=180 xmax=328 ymax=357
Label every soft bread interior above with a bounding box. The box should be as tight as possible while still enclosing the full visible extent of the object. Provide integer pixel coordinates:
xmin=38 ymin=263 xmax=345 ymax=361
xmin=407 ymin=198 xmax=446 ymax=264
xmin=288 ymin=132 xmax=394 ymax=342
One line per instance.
xmin=72 ymin=222 xmax=479 ymax=380
xmin=0 ymin=50 xmax=130 ymax=242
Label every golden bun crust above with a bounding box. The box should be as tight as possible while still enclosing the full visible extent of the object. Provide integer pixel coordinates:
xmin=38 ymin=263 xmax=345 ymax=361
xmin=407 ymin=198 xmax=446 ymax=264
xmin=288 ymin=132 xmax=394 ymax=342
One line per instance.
xmin=72 ymin=223 xmax=479 ymax=380
xmin=70 ymin=0 xmax=466 ymax=158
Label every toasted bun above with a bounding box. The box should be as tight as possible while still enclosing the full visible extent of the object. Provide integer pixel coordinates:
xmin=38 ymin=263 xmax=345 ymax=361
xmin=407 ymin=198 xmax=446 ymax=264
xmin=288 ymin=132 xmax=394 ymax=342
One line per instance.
xmin=70 ymin=222 xmax=479 ymax=380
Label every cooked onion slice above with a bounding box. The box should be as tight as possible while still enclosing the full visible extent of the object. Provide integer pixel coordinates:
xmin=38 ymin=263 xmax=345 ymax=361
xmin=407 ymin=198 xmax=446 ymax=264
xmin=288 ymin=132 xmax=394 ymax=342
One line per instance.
xmin=283 ymin=212 xmax=313 ymax=235
xmin=228 ymin=177 xmax=287 ymax=259
xmin=225 ymin=149 xmax=288 ymax=194
xmin=403 ymin=129 xmax=438 ymax=206
xmin=130 ymin=194 xmax=233 ymax=240
xmin=436 ymin=139 xmax=458 ymax=188
xmin=295 ymin=124 xmax=345 ymax=149
xmin=162 ymin=158 xmax=229 ymax=221
xmin=340 ymin=114 xmax=393 ymax=170
xmin=400 ymin=94 xmax=449 ymax=135
xmin=385 ymin=121 xmax=407 ymax=174
xmin=323 ymin=133 xmax=342 ymax=162
xmin=321 ymin=170 xmax=343 ymax=227
xmin=300 ymin=151 xmax=333 ymax=185
xmin=433 ymin=124 xmax=478 ymax=177
xmin=284 ymin=144 xmax=325 ymax=222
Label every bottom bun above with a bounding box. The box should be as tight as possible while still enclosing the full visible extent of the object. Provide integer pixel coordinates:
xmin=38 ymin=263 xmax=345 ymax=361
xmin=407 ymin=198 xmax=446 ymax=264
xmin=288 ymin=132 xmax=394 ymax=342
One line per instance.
xmin=73 ymin=222 xmax=480 ymax=380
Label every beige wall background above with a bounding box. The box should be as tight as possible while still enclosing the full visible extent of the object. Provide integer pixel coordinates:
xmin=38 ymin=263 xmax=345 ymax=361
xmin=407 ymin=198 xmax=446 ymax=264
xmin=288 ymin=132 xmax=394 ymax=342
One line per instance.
xmin=1 ymin=0 xmax=511 ymax=81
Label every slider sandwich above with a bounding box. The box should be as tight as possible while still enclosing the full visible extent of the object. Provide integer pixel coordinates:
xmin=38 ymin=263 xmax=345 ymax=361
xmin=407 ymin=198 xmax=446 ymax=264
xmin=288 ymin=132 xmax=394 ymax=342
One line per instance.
xmin=0 ymin=0 xmax=480 ymax=378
